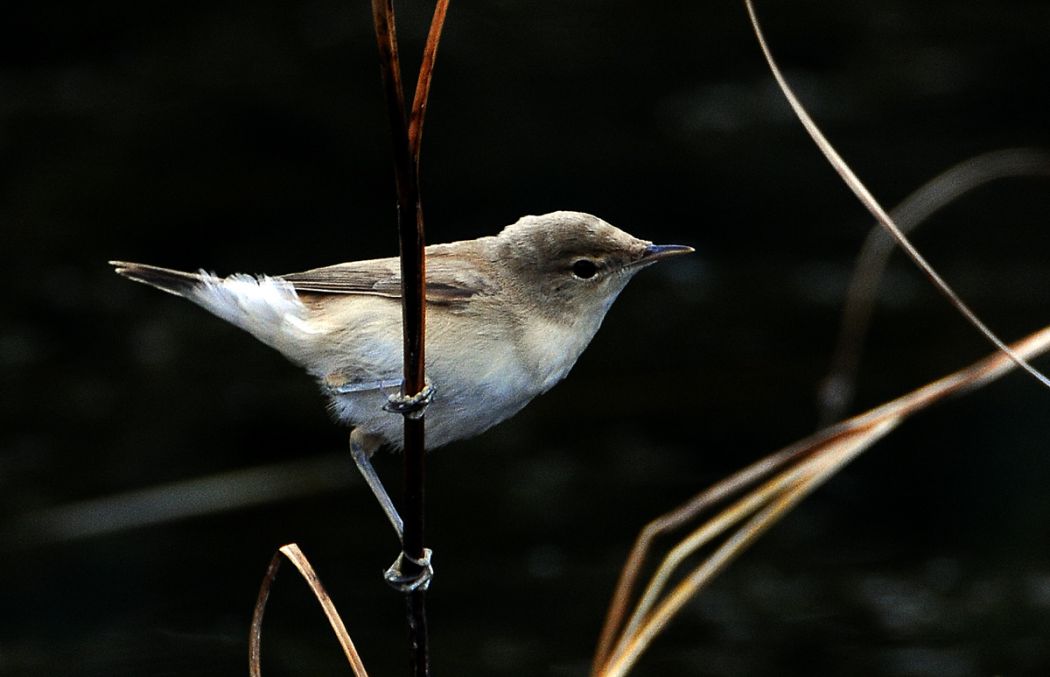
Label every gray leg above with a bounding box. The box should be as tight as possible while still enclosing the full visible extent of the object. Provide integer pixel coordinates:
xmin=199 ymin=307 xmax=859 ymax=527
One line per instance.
xmin=349 ymin=432 xmax=404 ymax=540
xmin=348 ymin=430 xmax=434 ymax=591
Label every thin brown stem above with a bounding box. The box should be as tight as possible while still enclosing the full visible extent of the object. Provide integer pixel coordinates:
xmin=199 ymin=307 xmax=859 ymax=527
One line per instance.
xmin=818 ymin=148 xmax=1050 ymax=424
xmin=409 ymin=0 xmax=450 ymax=161
xmin=744 ymin=0 xmax=1050 ymax=393
xmin=595 ymin=323 xmax=1050 ymax=676
xmin=370 ymin=2 xmax=450 ymax=676
xmin=591 ymin=438 xmax=819 ymax=671
xmin=369 ymin=0 xmax=426 ymax=396
xmin=250 ymin=544 xmax=369 ymax=677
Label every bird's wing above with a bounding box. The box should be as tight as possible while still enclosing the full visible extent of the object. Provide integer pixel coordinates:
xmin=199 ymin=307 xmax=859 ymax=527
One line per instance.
xmin=280 ymin=247 xmax=500 ymax=304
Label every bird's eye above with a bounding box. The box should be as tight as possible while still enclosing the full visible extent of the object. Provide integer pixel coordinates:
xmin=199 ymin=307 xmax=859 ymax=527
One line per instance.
xmin=571 ymin=259 xmax=598 ymax=279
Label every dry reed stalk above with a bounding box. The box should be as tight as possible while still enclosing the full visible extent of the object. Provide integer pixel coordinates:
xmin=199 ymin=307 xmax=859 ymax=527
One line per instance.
xmin=250 ymin=543 xmax=369 ymax=677
xmin=249 ymin=3 xmax=449 ymax=676
xmin=819 ymin=148 xmax=1050 ymax=423
xmin=744 ymin=0 xmax=1050 ymax=392
xmin=369 ymin=2 xmax=449 ymax=674
xmin=594 ymin=324 xmax=1050 ymax=677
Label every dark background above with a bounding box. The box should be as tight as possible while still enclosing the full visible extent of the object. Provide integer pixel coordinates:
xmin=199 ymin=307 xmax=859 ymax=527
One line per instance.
xmin=4 ymin=1 xmax=1050 ymax=675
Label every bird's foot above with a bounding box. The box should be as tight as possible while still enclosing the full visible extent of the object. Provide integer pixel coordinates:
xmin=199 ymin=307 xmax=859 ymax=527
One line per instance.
xmin=384 ymin=548 xmax=434 ymax=592
xmin=383 ymin=379 xmax=435 ymax=420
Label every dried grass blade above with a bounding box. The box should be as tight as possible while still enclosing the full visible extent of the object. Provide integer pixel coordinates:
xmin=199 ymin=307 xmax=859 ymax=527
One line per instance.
xmin=592 ymin=428 xmax=844 ymax=669
xmin=249 ymin=550 xmax=282 ymax=677
xmin=599 ymin=419 xmax=895 ymax=677
xmin=249 ymin=543 xmax=369 ymax=677
xmin=595 ymin=322 xmax=1050 ymax=676
xmin=594 ymin=413 xmax=922 ymax=670
xmin=743 ymin=0 xmax=1050 ymax=392
xmin=820 ymin=148 xmax=1050 ymax=422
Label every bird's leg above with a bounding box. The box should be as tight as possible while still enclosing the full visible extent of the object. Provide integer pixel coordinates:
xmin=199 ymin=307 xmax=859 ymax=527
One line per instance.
xmin=349 ymin=429 xmax=434 ymax=591
xmin=349 ymin=430 xmax=404 ymax=538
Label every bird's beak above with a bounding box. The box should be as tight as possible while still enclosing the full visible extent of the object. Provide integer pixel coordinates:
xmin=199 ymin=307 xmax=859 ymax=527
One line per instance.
xmin=639 ymin=243 xmax=694 ymax=263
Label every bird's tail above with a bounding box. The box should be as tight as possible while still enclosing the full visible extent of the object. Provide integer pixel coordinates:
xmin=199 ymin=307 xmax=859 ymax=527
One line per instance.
xmin=110 ymin=261 xmax=202 ymax=298
xmin=109 ymin=261 xmax=320 ymax=359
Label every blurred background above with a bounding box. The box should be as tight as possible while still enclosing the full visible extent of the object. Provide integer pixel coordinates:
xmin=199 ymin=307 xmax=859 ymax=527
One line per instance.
xmin=3 ymin=1 xmax=1050 ymax=675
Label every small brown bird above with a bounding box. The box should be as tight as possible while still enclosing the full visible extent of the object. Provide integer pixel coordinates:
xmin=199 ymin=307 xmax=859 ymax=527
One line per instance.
xmin=111 ymin=211 xmax=691 ymax=549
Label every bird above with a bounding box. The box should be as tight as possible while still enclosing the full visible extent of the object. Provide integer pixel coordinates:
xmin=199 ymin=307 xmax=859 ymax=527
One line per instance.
xmin=110 ymin=210 xmax=691 ymax=557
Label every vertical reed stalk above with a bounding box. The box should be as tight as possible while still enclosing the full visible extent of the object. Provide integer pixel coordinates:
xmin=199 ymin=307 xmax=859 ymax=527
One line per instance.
xmin=370 ymin=2 xmax=449 ymax=675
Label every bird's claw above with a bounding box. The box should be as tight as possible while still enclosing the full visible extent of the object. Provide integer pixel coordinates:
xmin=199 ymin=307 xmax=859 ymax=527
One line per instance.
xmin=384 ymin=548 xmax=434 ymax=592
xmin=383 ymin=380 xmax=435 ymax=419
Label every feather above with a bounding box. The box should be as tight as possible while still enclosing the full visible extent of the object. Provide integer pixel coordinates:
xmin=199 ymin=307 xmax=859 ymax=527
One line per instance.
xmin=280 ymin=243 xmax=501 ymax=304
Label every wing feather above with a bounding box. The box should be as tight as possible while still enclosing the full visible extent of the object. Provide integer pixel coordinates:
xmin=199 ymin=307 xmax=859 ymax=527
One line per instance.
xmin=280 ymin=243 xmax=500 ymax=304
